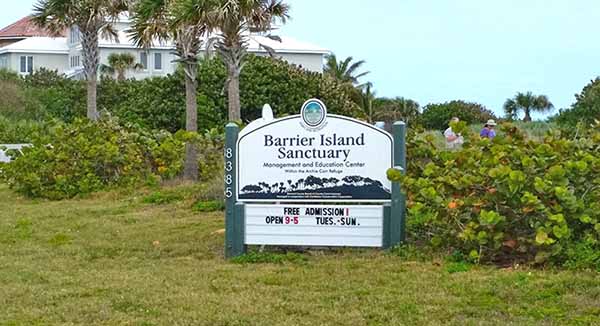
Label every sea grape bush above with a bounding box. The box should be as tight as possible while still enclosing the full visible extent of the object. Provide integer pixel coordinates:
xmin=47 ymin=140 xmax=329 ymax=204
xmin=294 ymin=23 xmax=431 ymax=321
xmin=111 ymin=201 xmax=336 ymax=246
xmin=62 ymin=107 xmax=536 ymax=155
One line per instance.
xmin=1 ymin=117 xmax=152 ymax=199
xmin=388 ymin=123 xmax=600 ymax=268
xmin=1 ymin=116 xmax=223 ymax=199
xmin=0 ymin=116 xmax=47 ymax=143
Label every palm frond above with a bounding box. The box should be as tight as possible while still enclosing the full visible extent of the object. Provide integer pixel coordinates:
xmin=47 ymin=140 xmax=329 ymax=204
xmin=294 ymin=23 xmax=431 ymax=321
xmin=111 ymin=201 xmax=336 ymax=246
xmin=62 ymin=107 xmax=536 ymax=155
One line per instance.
xmin=345 ymin=59 xmax=366 ymax=76
xmin=128 ymin=0 xmax=170 ymax=48
xmin=32 ymin=0 xmax=74 ymax=36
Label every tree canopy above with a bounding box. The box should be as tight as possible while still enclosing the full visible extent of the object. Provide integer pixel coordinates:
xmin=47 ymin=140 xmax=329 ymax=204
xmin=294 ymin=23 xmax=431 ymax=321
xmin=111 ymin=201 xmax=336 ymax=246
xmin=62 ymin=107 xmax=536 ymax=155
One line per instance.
xmin=503 ymin=92 xmax=554 ymax=122
xmin=324 ymin=54 xmax=369 ymax=87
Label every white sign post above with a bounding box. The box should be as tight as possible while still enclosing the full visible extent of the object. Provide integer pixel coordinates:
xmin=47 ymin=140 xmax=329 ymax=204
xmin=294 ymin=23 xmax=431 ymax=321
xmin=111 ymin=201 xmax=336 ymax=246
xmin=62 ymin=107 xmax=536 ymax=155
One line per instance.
xmin=224 ymin=100 xmax=406 ymax=257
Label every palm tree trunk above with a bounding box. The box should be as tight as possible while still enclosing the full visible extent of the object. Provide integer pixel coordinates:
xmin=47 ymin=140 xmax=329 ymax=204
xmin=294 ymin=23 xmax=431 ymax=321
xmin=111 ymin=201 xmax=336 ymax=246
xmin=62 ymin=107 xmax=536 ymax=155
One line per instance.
xmin=81 ymin=29 xmax=99 ymax=121
xmin=227 ymin=64 xmax=241 ymax=122
xmin=86 ymin=75 xmax=97 ymax=120
xmin=183 ymin=65 xmax=199 ymax=181
xmin=523 ymin=108 xmax=532 ymax=122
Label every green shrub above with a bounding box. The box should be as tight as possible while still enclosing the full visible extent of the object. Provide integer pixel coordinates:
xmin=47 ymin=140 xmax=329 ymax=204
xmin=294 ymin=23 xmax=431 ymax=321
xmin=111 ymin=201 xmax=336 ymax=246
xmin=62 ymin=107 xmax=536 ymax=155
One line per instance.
xmin=98 ymin=75 xmax=191 ymax=131
xmin=372 ymin=97 xmax=421 ymax=126
xmin=199 ymin=55 xmax=363 ymax=123
xmin=194 ymin=174 xmax=225 ymax=203
xmin=98 ymin=56 xmax=360 ymax=132
xmin=552 ymin=77 xmax=600 ymax=128
xmin=2 ymin=57 xmax=361 ymax=132
xmin=0 ymin=116 xmax=47 ymax=143
xmin=445 ymin=262 xmax=472 ymax=273
xmin=0 ymin=117 xmax=183 ymax=199
xmin=562 ymin=242 xmax=600 ymax=271
xmin=192 ymin=200 xmax=225 ymax=212
xmin=143 ymin=191 xmax=184 ymax=204
xmin=23 ymin=69 xmax=86 ymax=121
xmin=388 ymin=123 xmax=600 ymax=266
xmin=421 ymin=100 xmax=497 ymax=130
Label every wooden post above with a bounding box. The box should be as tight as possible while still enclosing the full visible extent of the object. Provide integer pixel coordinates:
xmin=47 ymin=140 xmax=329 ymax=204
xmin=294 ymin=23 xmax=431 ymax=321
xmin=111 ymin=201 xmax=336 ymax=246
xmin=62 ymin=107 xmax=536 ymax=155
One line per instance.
xmin=382 ymin=204 xmax=391 ymax=249
xmin=390 ymin=121 xmax=407 ymax=246
xmin=225 ymin=123 xmax=245 ymax=258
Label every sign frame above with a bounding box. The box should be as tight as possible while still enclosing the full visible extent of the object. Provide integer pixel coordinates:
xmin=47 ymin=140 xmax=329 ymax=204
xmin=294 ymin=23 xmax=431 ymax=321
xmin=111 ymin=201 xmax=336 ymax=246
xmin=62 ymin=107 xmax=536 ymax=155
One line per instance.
xmin=224 ymin=100 xmax=407 ymax=258
xmin=235 ymin=114 xmax=394 ymax=203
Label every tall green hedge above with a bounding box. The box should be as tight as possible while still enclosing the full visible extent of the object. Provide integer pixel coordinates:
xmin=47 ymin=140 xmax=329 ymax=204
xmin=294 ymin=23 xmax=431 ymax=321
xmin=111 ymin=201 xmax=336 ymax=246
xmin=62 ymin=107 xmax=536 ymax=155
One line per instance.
xmin=2 ymin=56 xmax=361 ymax=132
xmin=552 ymin=77 xmax=600 ymax=128
xmin=421 ymin=100 xmax=497 ymax=130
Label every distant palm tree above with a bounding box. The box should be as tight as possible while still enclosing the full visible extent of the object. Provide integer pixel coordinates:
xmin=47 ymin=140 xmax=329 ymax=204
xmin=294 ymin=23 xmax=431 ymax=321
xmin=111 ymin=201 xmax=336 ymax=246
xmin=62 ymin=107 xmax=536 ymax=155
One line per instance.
xmin=33 ymin=0 xmax=128 ymax=121
xmin=130 ymin=0 xmax=220 ymax=181
xmin=504 ymin=92 xmax=554 ymax=122
xmin=360 ymin=83 xmax=376 ymax=123
xmin=211 ymin=0 xmax=290 ymax=122
xmin=324 ymin=53 xmax=369 ymax=86
xmin=373 ymin=97 xmax=420 ymax=124
xmin=100 ymin=53 xmax=143 ymax=80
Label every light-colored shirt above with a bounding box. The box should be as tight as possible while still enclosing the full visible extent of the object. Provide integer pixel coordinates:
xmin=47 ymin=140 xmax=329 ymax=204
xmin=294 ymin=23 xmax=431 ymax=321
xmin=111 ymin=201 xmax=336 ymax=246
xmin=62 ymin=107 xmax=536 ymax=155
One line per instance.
xmin=444 ymin=128 xmax=463 ymax=149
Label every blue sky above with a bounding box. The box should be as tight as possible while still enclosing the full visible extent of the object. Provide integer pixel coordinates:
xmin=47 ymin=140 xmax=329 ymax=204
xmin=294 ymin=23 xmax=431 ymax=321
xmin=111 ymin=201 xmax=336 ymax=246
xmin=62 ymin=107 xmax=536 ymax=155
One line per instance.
xmin=3 ymin=0 xmax=600 ymax=118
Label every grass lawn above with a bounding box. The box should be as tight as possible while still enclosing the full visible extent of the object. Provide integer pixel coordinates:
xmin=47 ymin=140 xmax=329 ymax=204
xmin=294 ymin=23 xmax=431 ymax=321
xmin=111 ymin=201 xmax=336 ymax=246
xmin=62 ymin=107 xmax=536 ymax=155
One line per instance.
xmin=1 ymin=184 xmax=599 ymax=325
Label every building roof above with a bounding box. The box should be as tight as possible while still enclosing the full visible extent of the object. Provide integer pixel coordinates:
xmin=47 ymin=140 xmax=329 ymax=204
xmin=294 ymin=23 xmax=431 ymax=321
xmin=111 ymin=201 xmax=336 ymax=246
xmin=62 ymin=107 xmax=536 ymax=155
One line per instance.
xmin=249 ymin=35 xmax=329 ymax=54
xmin=0 ymin=16 xmax=63 ymax=39
xmin=93 ymin=31 xmax=328 ymax=55
xmin=0 ymin=37 xmax=68 ymax=55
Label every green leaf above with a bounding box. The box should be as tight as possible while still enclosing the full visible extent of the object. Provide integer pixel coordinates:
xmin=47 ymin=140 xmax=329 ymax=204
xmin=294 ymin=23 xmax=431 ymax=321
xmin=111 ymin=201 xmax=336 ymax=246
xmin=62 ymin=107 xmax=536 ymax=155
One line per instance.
xmin=479 ymin=210 xmax=504 ymax=226
xmin=469 ymin=250 xmax=480 ymax=262
xmin=552 ymin=224 xmax=569 ymax=239
xmin=535 ymin=230 xmax=555 ymax=245
xmin=477 ymin=231 xmax=488 ymax=244
xmin=579 ymin=215 xmax=592 ymax=224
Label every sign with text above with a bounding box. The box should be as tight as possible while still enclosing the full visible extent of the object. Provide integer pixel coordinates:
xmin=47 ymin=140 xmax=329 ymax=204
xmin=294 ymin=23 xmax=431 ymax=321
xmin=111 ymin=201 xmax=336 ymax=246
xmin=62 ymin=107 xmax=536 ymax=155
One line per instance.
xmin=237 ymin=100 xmax=393 ymax=202
xmin=245 ymin=204 xmax=383 ymax=247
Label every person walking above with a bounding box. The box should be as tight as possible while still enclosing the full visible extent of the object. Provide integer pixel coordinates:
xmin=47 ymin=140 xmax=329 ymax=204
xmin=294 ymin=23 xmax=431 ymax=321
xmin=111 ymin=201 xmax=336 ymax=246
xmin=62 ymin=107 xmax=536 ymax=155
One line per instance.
xmin=480 ymin=119 xmax=497 ymax=139
xmin=444 ymin=117 xmax=464 ymax=149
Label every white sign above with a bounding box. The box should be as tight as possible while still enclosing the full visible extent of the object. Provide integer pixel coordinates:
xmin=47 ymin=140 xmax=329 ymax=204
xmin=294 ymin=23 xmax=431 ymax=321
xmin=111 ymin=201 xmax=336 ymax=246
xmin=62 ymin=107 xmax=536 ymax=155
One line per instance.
xmin=237 ymin=100 xmax=393 ymax=202
xmin=245 ymin=204 xmax=383 ymax=247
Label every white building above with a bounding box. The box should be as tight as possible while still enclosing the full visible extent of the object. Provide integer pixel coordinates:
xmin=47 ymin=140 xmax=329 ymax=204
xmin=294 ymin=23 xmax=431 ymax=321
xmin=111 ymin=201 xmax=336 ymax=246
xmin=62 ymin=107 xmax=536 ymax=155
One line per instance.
xmin=0 ymin=16 xmax=328 ymax=78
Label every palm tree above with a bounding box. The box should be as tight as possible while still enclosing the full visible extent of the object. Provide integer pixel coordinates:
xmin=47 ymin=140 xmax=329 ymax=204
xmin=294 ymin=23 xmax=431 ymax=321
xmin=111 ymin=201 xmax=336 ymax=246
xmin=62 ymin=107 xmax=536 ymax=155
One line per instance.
xmin=211 ymin=0 xmax=290 ymax=122
xmin=373 ymin=97 xmax=420 ymax=124
xmin=130 ymin=0 xmax=219 ymax=181
xmin=360 ymin=83 xmax=376 ymax=123
xmin=504 ymin=92 xmax=554 ymax=122
xmin=33 ymin=0 xmax=127 ymax=121
xmin=324 ymin=54 xmax=369 ymax=86
xmin=100 ymin=53 xmax=144 ymax=80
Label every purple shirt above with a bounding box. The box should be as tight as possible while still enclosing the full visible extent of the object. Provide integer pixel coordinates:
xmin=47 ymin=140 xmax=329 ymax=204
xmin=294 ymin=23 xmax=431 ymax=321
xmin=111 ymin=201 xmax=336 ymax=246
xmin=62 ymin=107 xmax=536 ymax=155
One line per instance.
xmin=480 ymin=128 xmax=496 ymax=139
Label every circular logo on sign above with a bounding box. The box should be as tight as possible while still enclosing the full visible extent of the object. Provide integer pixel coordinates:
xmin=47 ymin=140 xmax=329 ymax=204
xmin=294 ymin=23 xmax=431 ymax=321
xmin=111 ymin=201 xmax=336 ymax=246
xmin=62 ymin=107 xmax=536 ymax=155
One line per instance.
xmin=301 ymin=99 xmax=327 ymax=130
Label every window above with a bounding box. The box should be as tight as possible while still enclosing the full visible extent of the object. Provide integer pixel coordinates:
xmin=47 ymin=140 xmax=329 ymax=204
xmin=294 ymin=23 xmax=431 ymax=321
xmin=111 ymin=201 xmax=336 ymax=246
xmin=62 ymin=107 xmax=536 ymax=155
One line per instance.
xmin=0 ymin=56 xmax=7 ymax=68
xmin=140 ymin=52 xmax=148 ymax=70
xmin=69 ymin=26 xmax=80 ymax=44
xmin=19 ymin=56 xmax=33 ymax=74
xmin=70 ymin=56 xmax=80 ymax=68
xmin=154 ymin=53 xmax=162 ymax=70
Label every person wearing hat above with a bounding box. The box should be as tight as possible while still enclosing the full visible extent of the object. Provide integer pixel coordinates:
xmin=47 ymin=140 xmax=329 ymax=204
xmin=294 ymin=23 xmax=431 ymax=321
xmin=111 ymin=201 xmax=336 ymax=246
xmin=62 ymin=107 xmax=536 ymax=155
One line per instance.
xmin=480 ymin=119 xmax=497 ymax=139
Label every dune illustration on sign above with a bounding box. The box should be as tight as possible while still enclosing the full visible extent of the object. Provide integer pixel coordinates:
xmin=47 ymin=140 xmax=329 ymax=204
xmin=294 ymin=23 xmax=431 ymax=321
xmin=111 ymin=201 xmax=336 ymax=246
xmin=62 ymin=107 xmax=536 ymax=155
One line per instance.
xmin=239 ymin=175 xmax=390 ymax=200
